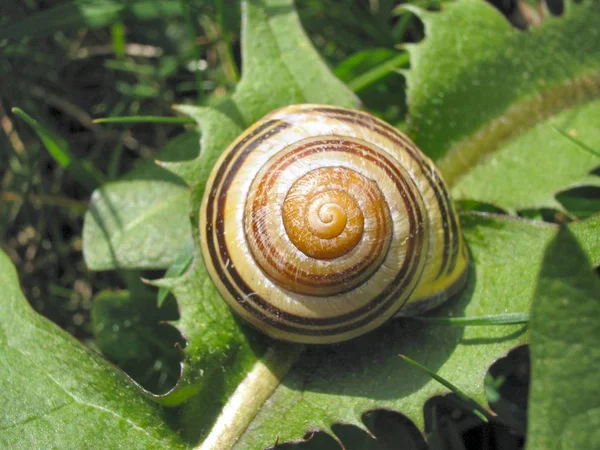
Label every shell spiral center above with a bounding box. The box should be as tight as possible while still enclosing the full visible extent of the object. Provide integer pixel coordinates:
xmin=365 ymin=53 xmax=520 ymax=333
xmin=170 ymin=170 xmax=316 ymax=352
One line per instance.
xmin=282 ymin=168 xmax=368 ymax=260
xmin=245 ymin=163 xmax=393 ymax=296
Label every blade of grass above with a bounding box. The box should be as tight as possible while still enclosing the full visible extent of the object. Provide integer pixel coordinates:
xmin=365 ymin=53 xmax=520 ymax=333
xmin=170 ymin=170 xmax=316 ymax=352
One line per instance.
xmin=399 ymin=354 xmax=490 ymax=422
xmin=552 ymin=126 xmax=600 ymax=158
xmin=111 ymin=22 xmax=127 ymax=59
xmin=12 ymin=108 xmax=104 ymax=192
xmin=391 ymin=9 xmax=414 ymax=42
xmin=347 ymin=52 xmax=409 ymax=93
xmin=413 ymin=312 xmax=530 ymax=326
xmin=94 ymin=116 xmax=195 ymax=124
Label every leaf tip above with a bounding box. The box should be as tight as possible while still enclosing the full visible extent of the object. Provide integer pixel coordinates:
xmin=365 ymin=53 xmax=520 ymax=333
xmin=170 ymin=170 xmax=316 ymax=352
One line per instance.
xmin=145 ymin=275 xmax=180 ymax=290
xmin=400 ymin=4 xmax=427 ymax=18
xmin=155 ymin=159 xmax=196 ymax=186
xmin=171 ymin=104 xmax=206 ymax=123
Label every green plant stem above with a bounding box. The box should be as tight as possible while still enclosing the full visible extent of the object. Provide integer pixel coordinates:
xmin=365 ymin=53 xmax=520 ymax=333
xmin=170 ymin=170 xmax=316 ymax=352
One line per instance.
xmin=94 ymin=116 xmax=195 ymax=124
xmin=348 ymin=52 xmax=409 ymax=93
xmin=198 ymin=343 xmax=304 ymax=450
xmin=111 ymin=22 xmax=126 ymax=59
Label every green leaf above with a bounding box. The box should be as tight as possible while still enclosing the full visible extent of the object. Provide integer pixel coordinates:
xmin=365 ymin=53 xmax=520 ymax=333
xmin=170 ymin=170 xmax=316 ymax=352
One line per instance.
xmin=452 ymin=100 xmax=600 ymax=213
xmin=157 ymin=242 xmax=194 ymax=307
xmin=558 ymin=186 xmax=600 ymax=219
xmin=527 ymin=227 xmax=600 ymax=449
xmin=91 ymin=289 xmax=182 ymax=394
xmin=147 ymin=256 xmax=299 ymax=449
xmin=233 ymin=214 xmax=556 ymax=448
xmin=404 ymin=0 xmax=600 ymax=209
xmin=0 ymin=248 xmax=186 ymax=449
xmin=82 ymin=132 xmax=198 ymax=270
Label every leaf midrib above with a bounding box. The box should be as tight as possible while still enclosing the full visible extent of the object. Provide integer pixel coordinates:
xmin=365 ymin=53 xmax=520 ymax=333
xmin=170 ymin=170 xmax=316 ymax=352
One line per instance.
xmin=439 ymin=69 xmax=600 ymax=187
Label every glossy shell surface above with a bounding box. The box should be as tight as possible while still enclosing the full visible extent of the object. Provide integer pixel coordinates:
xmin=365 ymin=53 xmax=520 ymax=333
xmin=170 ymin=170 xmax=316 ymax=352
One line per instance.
xmin=200 ymin=104 xmax=468 ymax=344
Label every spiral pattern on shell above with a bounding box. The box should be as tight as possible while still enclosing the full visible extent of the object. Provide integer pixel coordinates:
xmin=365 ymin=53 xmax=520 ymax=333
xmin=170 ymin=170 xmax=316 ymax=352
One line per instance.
xmin=200 ymin=105 xmax=469 ymax=344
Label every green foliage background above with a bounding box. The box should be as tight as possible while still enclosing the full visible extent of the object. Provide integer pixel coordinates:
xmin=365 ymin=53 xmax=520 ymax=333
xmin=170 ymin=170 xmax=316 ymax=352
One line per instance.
xmin=1 ymin=0 xmax=599 ymax=449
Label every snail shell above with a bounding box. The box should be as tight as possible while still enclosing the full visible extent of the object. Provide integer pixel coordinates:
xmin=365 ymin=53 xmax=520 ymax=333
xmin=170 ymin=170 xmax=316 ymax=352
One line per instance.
xmin=200 ymin=105 xmax=468 ymax=344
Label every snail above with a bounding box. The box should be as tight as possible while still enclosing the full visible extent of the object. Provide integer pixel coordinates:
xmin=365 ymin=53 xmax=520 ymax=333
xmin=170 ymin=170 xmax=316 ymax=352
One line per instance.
xmin=200 ymin=104 xmax=469 ymax=344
